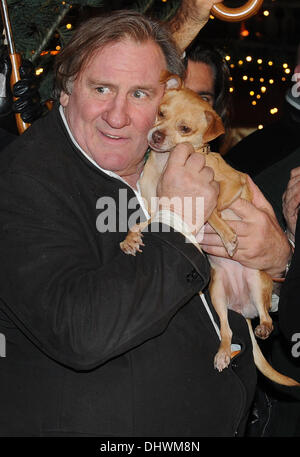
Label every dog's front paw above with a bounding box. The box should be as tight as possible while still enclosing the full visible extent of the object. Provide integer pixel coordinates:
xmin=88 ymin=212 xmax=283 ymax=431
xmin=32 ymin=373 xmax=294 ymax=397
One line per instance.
xmin=224 ymin=233 xmax=238 ymax=257
xmin=214 ymin=350 xmax=231 ymax=372
xmin=120 ymin=230 xmax=145 ymax=256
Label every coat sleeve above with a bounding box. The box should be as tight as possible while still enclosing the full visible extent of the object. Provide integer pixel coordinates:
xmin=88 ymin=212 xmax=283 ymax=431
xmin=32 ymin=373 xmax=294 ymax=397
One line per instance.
xmin=0 ymin=171 xmax=210 ymax=370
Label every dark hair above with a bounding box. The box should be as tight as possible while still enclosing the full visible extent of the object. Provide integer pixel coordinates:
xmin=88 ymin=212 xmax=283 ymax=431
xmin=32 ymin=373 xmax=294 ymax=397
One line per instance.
xmin=54 ymin=10 xmax=184 ymax=97
xmin=184 ymin=41 xmax=232 ymax=127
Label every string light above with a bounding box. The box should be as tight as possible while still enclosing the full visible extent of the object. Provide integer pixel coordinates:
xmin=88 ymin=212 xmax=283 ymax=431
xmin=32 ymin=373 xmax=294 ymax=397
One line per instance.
xmin=258 ymin=125 xmax=264 ymax=130
xmin=257 ymin=59 xmax=263 ymax=64
xmin=263 ymin=10 xmax=270 ymax=16
xmin=270 ymin=107 xmax=279 ymax=115
xmin=66 ymin=23 xmax=72 ymax=29
xmin=225 ymin=55 xmax=231 ymax=61
xmin=243 ymin=75 xmax=248 ymax=81
xmin=261 ymin=86 xmax=267 ymax=93
xmin=35 ymin=67 xmax=44 ymax=76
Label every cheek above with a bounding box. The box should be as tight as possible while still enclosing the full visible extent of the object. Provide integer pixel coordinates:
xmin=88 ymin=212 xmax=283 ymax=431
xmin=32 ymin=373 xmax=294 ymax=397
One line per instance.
xmin=135 ymin=106 xmax=158 ymax=136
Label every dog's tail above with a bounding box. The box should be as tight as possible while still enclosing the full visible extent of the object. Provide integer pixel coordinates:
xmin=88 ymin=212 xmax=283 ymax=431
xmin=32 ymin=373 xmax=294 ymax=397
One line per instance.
xmin=246 ymin=319 xmax=300 ymax=387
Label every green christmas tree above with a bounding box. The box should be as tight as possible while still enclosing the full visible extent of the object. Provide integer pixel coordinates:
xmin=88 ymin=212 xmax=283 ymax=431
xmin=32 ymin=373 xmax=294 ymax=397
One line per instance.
xmin=2 ymin=0 xmax=182 ymax=101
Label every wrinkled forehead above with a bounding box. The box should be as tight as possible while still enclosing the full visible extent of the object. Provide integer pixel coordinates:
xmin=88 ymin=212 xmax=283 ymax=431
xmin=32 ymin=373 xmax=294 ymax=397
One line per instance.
xmin=81 ymin=37 xmax=167 ymax=77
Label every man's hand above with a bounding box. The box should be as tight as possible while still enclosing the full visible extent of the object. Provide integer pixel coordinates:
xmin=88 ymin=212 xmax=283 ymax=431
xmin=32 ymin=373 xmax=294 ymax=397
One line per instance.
xmin=157 ymin=143 xmax=219 ymax=234
xmin=169 ymin=0 xmax=223 ymax=52
xmin=200 ymin=175 xmax=292 ymax=278
xmin=282 ymin=166 xmax=300 ymax=243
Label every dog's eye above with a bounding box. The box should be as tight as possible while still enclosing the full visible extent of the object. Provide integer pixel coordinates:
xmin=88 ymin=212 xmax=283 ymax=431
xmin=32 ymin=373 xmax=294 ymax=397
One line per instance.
xmin=158 ymin=110 xmax=165 ymax=118
xmin=180 ymin=125 xmax=192 ymax=134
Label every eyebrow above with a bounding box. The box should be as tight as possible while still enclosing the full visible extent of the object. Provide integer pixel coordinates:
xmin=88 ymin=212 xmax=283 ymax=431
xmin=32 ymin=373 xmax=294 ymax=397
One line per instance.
xmin=87 ymin=78 xmax=159 ymax=94
xmin=197 ymin=91 xmax=215 ymax=97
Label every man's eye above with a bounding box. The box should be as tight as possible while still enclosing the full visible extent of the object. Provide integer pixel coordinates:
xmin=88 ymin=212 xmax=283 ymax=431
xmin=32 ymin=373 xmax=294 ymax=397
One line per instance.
xmin=200 ymin=94 xmax=213 ymax=105
xmin=133 ymin=90 xmax=147 ymax=99
xmin=97 ymin=86 xmax=110 ymax=94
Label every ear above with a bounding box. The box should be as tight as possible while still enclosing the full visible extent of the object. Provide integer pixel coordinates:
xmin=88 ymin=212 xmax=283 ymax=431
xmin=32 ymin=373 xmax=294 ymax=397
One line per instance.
xmin=202 ymin=110 xmax=225 ymax=144
xmin=160 ymin=70 xmax=183 ymax=91
xmin=60 ymin=91 xmax=70 ymax=107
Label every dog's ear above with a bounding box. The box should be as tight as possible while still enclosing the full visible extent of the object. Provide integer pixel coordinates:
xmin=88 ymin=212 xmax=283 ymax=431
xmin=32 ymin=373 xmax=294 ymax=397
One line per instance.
xmin=203 ymin=110 xmax=225 ymax=143
xmin=160 ymin=70 xmax=183 ymax=91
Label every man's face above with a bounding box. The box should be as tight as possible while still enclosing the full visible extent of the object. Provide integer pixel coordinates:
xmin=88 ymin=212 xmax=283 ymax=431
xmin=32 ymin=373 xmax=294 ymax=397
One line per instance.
xmin=185 ymin=60 xmax=215 ymax=107
xmin=60 ymin=38 xmax=167 ymax=182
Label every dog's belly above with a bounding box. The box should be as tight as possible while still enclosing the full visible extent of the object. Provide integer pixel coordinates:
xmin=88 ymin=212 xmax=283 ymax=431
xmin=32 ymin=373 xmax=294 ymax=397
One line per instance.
xmin=207 ymin=255 xmax=260 ymax=319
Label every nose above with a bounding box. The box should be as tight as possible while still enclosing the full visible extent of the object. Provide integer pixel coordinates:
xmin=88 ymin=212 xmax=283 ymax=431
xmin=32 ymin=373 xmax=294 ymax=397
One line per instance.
xmin=152 ymin=130 xmax=165 ymax=145
xmin=102 ymin=95 xmax=130 ymax=129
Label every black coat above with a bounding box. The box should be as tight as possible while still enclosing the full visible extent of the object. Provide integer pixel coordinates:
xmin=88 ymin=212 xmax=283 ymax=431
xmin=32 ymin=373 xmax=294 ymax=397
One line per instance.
xmin=224 ymin=100 xmax=300 ymax=179
xmin=0 ymin=107 xmax=256 ymax=437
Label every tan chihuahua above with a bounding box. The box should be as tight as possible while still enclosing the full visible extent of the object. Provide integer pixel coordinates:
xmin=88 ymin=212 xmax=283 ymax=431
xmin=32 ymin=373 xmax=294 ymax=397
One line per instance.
xmin=120 ymin=72 xmax=299 ymax=386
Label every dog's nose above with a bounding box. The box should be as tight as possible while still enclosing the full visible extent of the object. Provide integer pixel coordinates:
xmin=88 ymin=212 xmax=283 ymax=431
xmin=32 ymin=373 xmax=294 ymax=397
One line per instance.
xmin=152 ymin=130 xmax=165 ymax=145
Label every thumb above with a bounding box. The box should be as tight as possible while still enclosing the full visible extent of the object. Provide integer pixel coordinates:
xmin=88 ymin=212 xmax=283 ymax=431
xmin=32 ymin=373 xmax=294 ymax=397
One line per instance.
xmin=228 ymin=197 xmax=254 ymax=219
xmin=246 ymin=175 xmax=276 ymax=216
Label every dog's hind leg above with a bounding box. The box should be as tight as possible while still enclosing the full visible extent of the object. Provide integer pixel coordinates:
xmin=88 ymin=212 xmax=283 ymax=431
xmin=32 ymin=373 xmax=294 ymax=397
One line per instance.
xmin=209 ymin=268 xmax=233 ymax=371
xmin=248 ymin=270 xmax=273 ymax=339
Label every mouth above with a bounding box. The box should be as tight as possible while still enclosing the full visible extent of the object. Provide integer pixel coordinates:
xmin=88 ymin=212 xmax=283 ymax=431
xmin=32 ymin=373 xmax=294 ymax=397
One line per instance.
xmin=99 ymin=130 xmax=129 ymax=143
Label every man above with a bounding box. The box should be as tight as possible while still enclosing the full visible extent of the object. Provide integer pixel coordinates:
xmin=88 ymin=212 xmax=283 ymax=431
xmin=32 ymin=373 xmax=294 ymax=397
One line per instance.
xmin=0 ymin=10 xmax=258 ymax=437
xmin=184 ymin=40 xmax=231 ymax=126
xmin=183 ymin=40 xmax=231 ymax=152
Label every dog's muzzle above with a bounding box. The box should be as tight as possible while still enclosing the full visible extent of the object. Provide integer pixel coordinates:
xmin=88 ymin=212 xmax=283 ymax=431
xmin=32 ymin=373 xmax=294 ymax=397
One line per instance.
xmin=151 ymin=129 xmax=165 ymax=146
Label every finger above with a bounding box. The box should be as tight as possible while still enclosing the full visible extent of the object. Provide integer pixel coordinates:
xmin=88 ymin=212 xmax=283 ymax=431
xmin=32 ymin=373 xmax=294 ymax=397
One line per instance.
xmin=227 ymin=197 xmax=255 ymax=219
xmin=185 ymin=151 xmax=206 ymax=171
xmin=290 ymin=167 xmax=300 ymax=179
xmin=199 ymin=165 xmax=215 ymax=184
xmin=283 ymin=183 xmax=300 ymax=209
xmin=201 ymin=230 xmax=227 ymax=247
xmin=201 ymin=244 xmax=230 ymax=259
xmin=285 ymin=176 xmax=300 ymax=196
xmin=167 ymin=142 xmax=194 ymax=168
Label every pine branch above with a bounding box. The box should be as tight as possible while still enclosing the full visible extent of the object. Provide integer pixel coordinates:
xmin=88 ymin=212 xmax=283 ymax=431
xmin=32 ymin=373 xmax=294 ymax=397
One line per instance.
xmin=31 ymin=3 xmax=70 ymax=62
